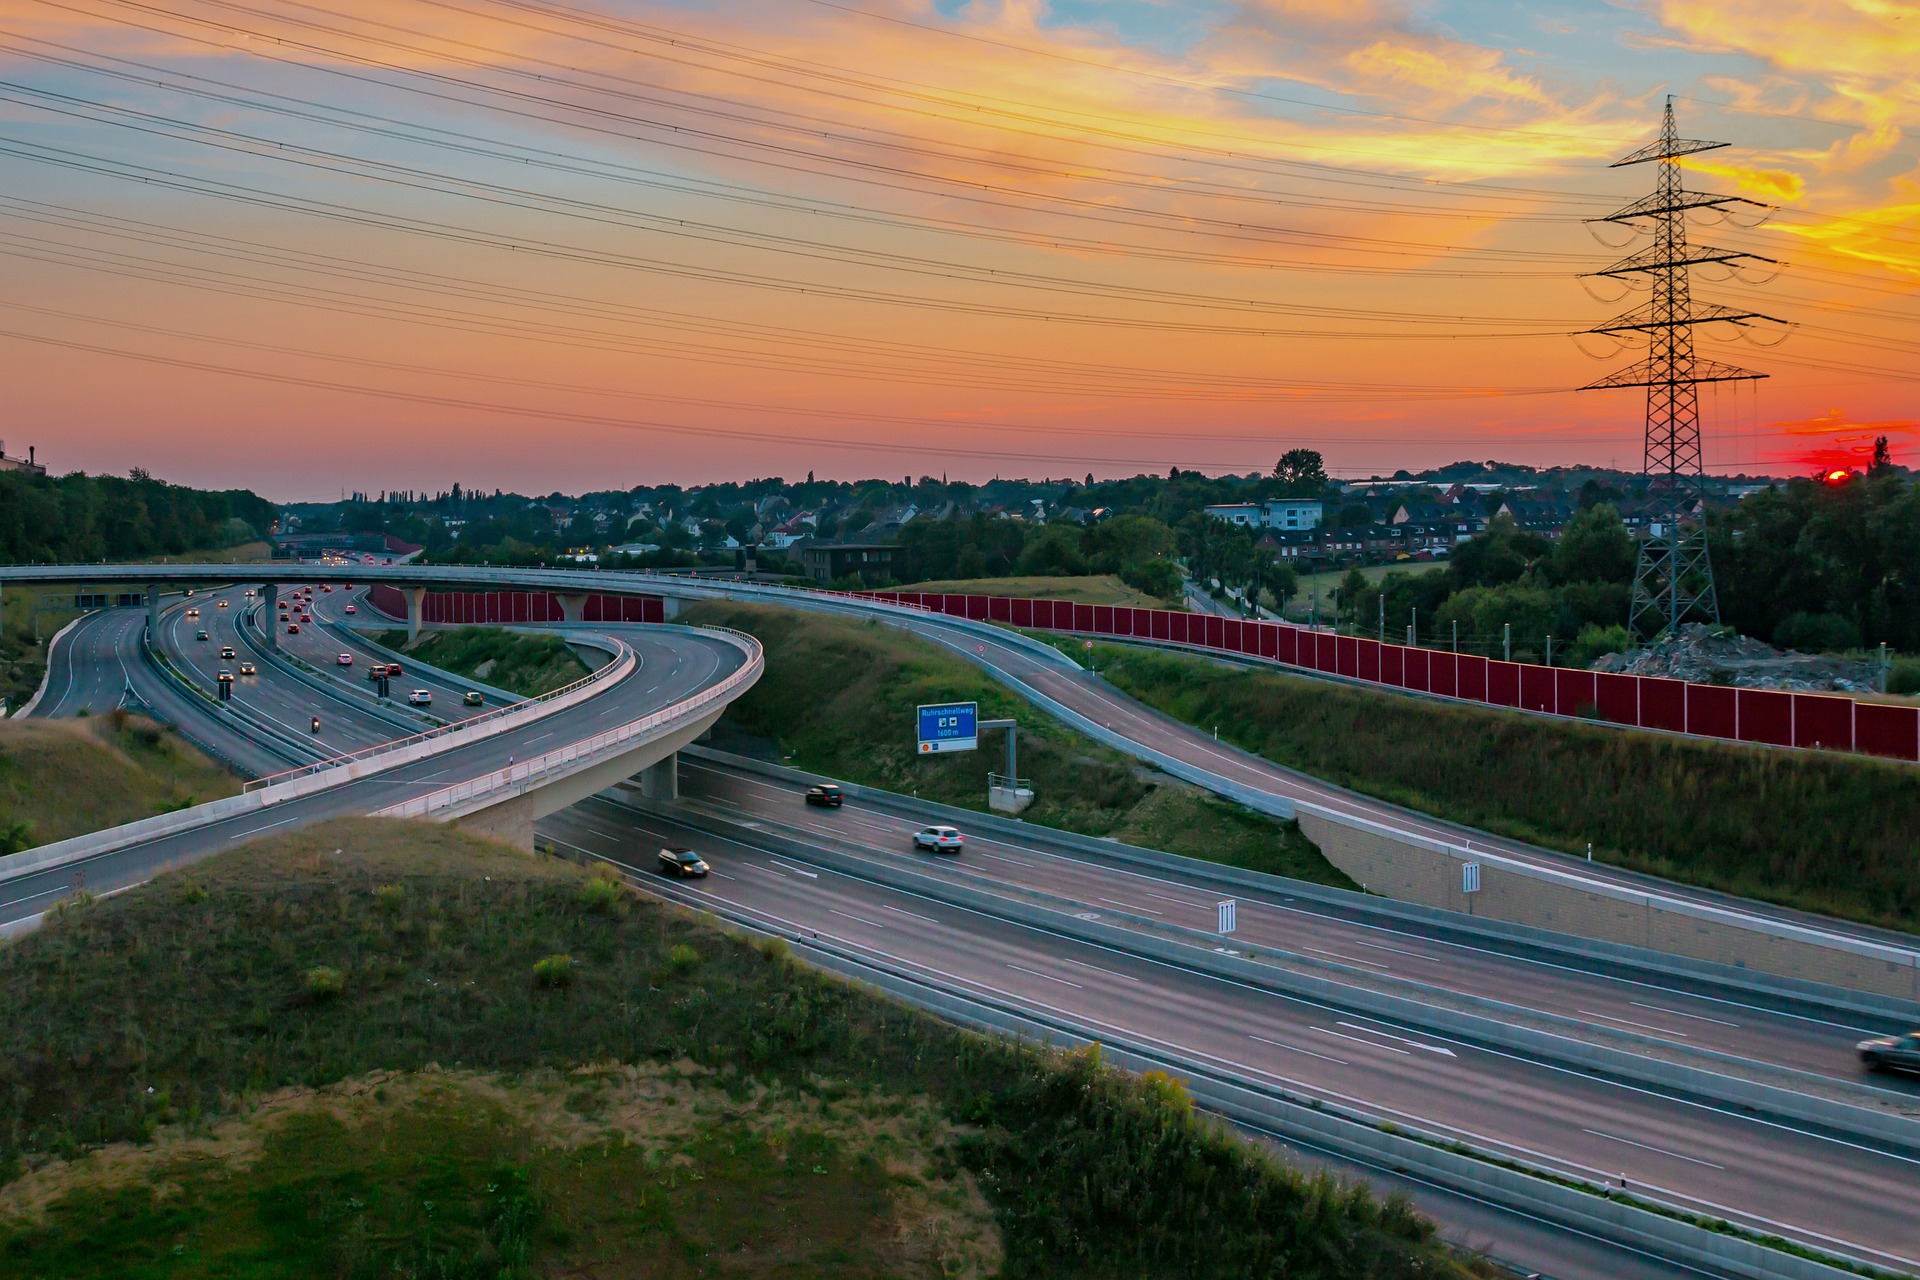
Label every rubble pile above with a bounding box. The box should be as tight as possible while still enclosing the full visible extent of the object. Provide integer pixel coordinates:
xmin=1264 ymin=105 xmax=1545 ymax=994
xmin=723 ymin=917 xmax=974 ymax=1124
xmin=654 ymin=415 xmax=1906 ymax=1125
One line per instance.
xmin=1591 ymin=623 xmax=1883 ymax=693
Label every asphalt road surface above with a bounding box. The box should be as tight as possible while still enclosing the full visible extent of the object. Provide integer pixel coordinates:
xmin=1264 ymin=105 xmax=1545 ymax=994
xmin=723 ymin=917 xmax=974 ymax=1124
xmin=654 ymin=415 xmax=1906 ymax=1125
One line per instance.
xmin=541 ymin=790 xmax=1920 ymax=1275
xmin=668 ymin=756 xmax=1920 ymax=1097
xmin=2 ymin=619 xmax=745 ymax=931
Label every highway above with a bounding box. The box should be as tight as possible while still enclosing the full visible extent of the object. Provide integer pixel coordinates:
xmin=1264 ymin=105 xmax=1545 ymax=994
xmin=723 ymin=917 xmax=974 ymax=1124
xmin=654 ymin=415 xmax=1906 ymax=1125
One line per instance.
xmin=835 ymin=596 xmax=1920 ymax=954
xmin=664 ymin=756 xmax=1920 ymax=1097
xmin=539 ymin=785 xmax=1920 ymax=1274
xmin=12 ymin=566 xmax=1918 ymax=1279
xmin=3 ymin=604 xmax=749 ymax=931
xmin=11 ymin=562 xmax=1917 ymax=957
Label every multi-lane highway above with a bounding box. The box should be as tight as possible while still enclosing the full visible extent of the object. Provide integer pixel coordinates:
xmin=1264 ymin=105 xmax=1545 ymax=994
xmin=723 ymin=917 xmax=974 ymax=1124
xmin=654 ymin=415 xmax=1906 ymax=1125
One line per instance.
xmin=4 ymin=591 xmax=750 ymax=930
xmin=540 ymin=780 xmax=1920 ymax=1275
xmin=664 ymin=756 xmax=1919 ymax=1097
xmin=12 ymin=568 xmax=1918 ymax=1280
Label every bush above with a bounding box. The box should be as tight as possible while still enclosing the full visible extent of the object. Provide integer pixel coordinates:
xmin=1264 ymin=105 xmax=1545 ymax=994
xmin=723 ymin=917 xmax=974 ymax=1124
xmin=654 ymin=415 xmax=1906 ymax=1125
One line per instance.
xmin=374 ymin=883 xmax=406 ymax=913
xmin=0 ymin=820 xmax=33 ymax=856
xmin=532 ymin=954 xmax=574 ymax=989
xmin=302 ymin=965 xmax=345 ymax=1001
xmin=1773 ymin=611 xmax=1861 ymax=654
xmin=1569 ymin=623 xmax=1632 ymax=667
xmin=578 ymin=876 xmax=624 ymax=914
xmin=665 ymin=943 xmax=700 ymax=973
xmin=1888 ymin=660 xmax=1920 ymax=697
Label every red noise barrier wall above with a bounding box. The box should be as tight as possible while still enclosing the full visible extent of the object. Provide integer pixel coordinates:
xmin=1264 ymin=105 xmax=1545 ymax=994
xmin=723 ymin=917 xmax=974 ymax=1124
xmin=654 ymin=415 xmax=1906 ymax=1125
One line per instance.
xmin=861 ymin=592 xmax=1920 ymax=764
xmin=365 ymin=585 xmax=665 ymax=626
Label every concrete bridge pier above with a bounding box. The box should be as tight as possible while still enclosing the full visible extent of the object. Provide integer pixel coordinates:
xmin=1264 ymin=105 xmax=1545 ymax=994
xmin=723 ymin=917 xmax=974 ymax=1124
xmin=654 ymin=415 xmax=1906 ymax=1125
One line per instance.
xmin=261 ymin=583 xmax=278 ymax=650
xmin=640 ymin=752 xmax=679 ymax=801
xmin=146 ymin=583 xmax=160 ymax=637
xmin=558 ymin=592 xmax=589 ymax=624
xmin=404 ymin=587 xmax=427 ymax=644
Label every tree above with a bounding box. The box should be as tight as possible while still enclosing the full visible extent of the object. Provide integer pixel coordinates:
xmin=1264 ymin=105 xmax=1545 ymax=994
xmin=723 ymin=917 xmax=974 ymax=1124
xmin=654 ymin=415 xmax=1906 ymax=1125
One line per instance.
xmin=1870 ymin=435 xmax=1895 ymax=477
xmin=1272 ymin=448 xmax=1328 ymax=494
xmin=1551 ymin=503 xmax=1634 ymax=585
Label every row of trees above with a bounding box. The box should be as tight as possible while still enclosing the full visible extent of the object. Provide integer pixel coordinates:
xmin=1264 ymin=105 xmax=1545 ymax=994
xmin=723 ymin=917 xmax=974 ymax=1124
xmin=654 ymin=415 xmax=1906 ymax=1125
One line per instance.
xmin=1334 ymin=470 xmax=1919 ymax=661
xmin=1714 ymin=472 xmax=1920 ymax=653
xmin=1339 ymin=506 xmax=1637 ymax=665
xmin=892 ymin=513 xmax=1182 ymax=598
xmin=0 ymin=470 xmax=276 ymax=564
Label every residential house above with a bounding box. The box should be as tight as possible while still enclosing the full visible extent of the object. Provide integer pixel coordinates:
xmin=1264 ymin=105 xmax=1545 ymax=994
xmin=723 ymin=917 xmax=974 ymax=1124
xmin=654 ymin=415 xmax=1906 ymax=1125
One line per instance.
xmin=1256 ymin=529 xmax=1320 ymax=564
xmin=1497 ymin=498 xmax=1576 ymax=539
xmin=798 ymin=539 xmax=898 ymax=584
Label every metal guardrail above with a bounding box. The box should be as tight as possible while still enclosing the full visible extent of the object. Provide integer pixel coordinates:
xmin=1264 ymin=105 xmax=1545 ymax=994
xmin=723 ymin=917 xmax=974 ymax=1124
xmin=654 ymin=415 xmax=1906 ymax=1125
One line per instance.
xmin=378 ymin=627 xmax=763 ymax=821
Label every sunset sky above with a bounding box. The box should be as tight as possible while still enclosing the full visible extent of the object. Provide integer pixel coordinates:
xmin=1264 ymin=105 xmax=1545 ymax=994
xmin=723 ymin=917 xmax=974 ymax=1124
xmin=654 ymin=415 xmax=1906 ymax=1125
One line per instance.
xmin=1 ymin=0 xmax=1915 ymax=499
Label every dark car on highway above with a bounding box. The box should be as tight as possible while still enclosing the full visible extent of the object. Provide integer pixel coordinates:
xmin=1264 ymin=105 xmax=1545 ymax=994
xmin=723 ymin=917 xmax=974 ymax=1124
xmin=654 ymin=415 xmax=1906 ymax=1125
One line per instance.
xmin=1858 ymin=1031 xmax=1920 ymax=1075
xmin=656 ymin=847 xmax=709 ymax=879
xmin=804 ymin=783 xmax=845 ymax=808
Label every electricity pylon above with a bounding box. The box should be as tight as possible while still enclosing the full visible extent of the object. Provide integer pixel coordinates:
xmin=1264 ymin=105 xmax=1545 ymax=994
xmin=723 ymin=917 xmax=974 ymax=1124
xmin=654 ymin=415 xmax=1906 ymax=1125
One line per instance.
xmin=1581 ymin=97 xmax=1777 ymax=639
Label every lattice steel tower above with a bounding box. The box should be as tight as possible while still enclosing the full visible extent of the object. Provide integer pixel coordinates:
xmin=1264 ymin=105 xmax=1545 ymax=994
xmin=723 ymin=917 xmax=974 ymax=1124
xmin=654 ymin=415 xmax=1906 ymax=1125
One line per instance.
xmin=1581 ymin=98 xmax=1775 ymax=638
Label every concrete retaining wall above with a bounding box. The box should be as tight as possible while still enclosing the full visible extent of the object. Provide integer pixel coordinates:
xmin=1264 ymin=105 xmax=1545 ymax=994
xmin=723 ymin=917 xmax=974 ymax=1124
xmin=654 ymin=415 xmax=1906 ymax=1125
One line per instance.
xmin=1297 ymin=809 xmax=1920 ymax=1001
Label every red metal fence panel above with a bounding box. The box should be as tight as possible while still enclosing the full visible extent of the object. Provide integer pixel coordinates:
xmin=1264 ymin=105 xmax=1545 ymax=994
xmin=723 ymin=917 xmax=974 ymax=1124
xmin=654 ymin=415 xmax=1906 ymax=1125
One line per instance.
xmin=1404 ymin=646 xmax=1429 ymax=692
xmin=1792 ymin=694 xmax=1854 ymax=752
xmin=1457 ymin=654 xmax=1488 ymax=703
xmin=1335 ymin=635 xmax=1358 ymax=677
xmin=1429 ymin=652 xmax=1457 ymax=699
xmin=1358 ymin=637 xmax=1381 ymax=683
xmin=1855 ymin=703 xmax=1919 ymax=760
xmin=1518 ymin=663 xmax=1553 ymax=712
xmin=1686 ymin=683 xmax=1737 ymax=740
xmin=1486 ymin=661 xmax=1520 ymax=707
xmin=1736 ymin=689 xmax=1793 ymax=747
xmin=1639 ymin=677 xmax=1685 ymax=731
xmin=1555 ymin=669 xmax=1596 ymax=718
xmin=1594 ymin=672 xmax=1638 ymax=726
xmin=1379 ymin=642 xmax=1404 ymax=687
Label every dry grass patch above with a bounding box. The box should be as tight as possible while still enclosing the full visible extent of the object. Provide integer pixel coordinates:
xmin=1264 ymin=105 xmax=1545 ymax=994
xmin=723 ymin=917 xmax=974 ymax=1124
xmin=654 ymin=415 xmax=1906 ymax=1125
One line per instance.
xmin=0 ymin=711 xmax=240 ymax=849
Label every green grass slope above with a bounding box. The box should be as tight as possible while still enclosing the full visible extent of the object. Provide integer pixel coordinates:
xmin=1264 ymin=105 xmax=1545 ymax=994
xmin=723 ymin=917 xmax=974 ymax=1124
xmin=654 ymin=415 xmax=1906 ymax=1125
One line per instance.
xmin=0 ymin=820 xmax=1480 ymax=1279
xmin=0 ymin=712 xmax=240 ymax=852
xmin=1094 ymin=642 xmax=1920 ymax=934
xmin=378 ymin=627 xmax=590 ymax=697
xmin=680 ymin=601 xmax=1348 ymax=888
xmin=898 ymin=575 xmax=1166 ymax=607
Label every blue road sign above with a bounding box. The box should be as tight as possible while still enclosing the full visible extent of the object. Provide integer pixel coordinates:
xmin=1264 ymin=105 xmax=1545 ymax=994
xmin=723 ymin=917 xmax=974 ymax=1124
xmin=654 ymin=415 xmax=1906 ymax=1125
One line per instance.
xmin=917 ymin=702 xmax=978 ymax=754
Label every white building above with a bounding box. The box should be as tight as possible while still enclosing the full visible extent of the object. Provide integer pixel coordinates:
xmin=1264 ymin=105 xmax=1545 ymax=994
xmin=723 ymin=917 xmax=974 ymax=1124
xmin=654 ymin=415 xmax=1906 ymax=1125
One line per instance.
xmin=1263 ymin=499 xmax=1323 ymax=530
xmin=1202 ymin=502 xmax=1263 ymax=527
xmin=1203 ymin=500 xmax=1322 ymax=531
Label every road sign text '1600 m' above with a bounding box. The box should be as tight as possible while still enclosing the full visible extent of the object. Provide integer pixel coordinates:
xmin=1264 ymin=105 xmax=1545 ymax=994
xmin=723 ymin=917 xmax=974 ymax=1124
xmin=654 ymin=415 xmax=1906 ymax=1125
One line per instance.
xmin=917 ymin=702 xmax=977 ymax=754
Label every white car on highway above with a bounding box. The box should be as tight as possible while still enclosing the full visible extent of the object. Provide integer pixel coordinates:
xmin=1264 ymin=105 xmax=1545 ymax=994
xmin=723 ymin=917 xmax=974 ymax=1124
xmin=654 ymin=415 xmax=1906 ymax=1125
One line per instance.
xmin=912 ymin=825 xmax=964 ymax=855
xmin=407 ymin=689 xmax=432 ymax=706
xmin=337 ymin=653 xmax=354 ymax=666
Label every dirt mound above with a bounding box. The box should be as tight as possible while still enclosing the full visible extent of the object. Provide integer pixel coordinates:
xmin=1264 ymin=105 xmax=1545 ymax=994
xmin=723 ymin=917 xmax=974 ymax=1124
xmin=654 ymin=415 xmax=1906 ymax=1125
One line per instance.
xmin=1591 ymin=623 xmax=1881 ymax=693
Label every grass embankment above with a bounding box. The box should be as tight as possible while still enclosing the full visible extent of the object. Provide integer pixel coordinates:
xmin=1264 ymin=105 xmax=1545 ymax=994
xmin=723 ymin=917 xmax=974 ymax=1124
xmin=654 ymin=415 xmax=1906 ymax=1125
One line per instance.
xmin=898 ymin=574 xmax=1168 ymax=607
xmin=1 ymin=590 xmax=83 ymax=713
xmin=1094 ymin=643 xmax=1920 ymax=934
xmin=0 ymin=820 xmax=1477 ymax=1279
xmin=681 ymin=601 xmax=1348 ymax=888
xmin=376 ymin=627 xmax=589 ymax=697
xmin=0 ymin=712 xmax=240 ymax=853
